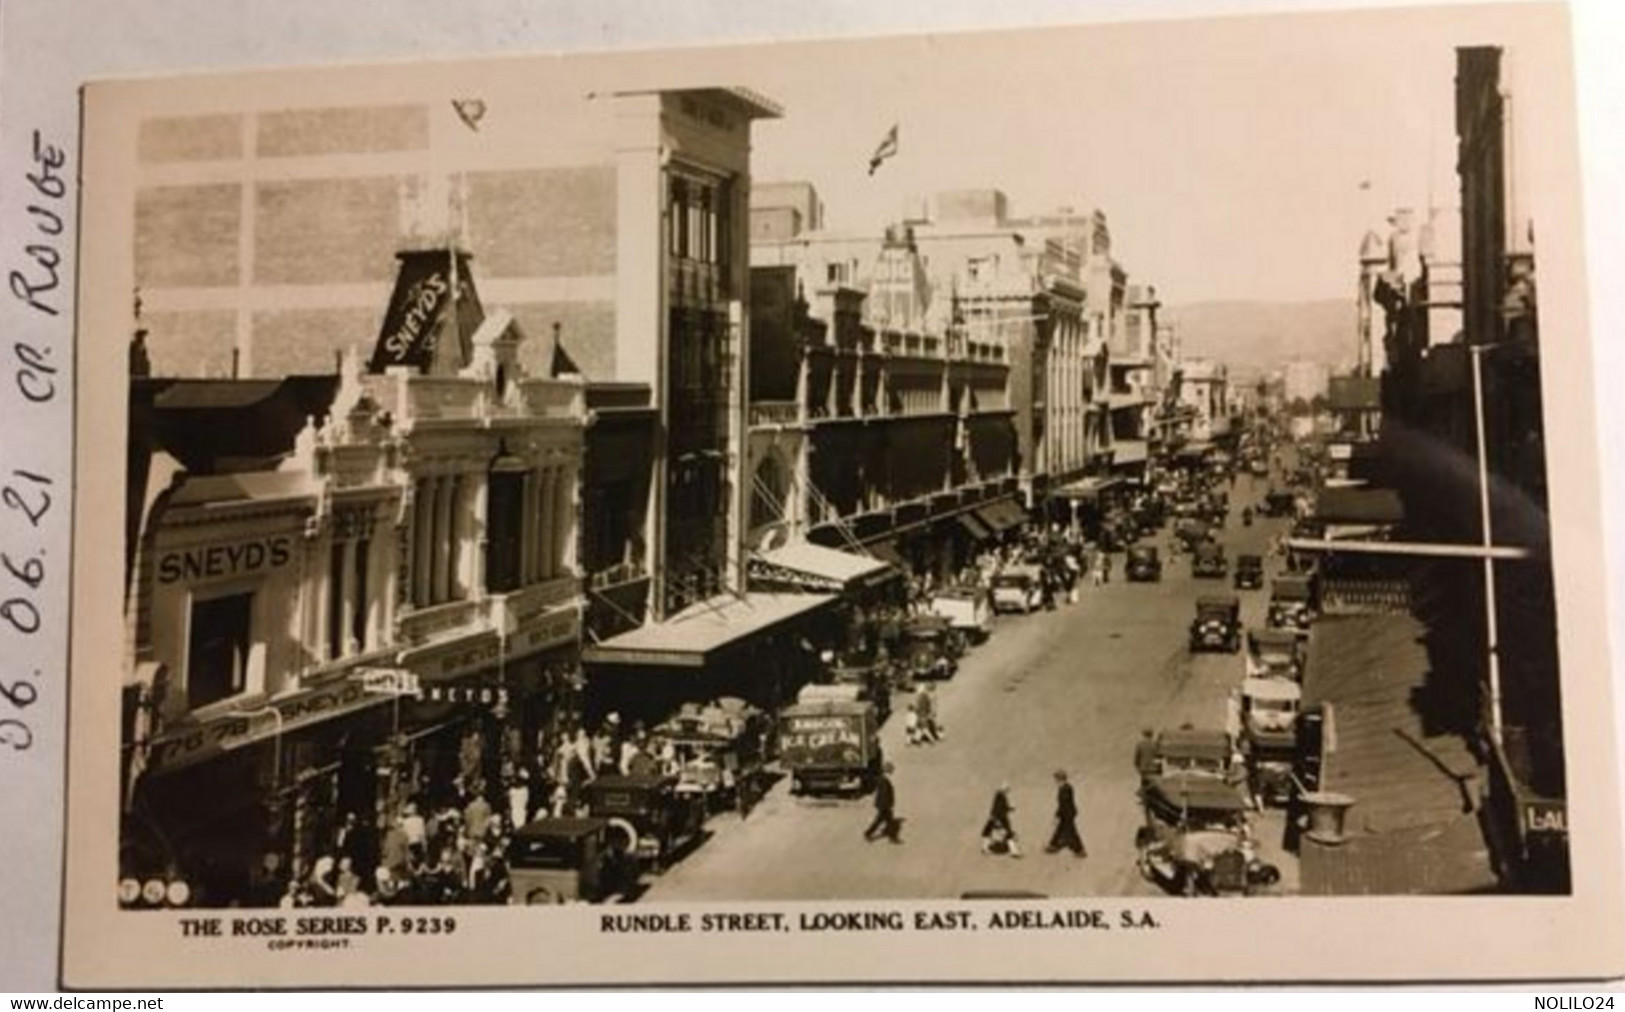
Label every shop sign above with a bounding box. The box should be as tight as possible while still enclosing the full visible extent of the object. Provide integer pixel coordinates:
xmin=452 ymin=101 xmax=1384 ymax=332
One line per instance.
xmin=514 ymin=609 xmax=579 ymax=654
xmin=747 ymin=557 xmax=844 ymax=594
xmin=156 ymin=536 xmax=293 ymax=585
xmin=421 ymin=684 xmax=509 ymax=706
xmin=145 ymin=676 xmax=384 ymax=774
xmin=362 ymin=668 xmax=422 ymax=697
xmin=1523 ymin=800 xmax=1568 ymax=836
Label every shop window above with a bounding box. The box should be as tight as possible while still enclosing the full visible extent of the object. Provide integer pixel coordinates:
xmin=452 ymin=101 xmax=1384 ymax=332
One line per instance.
xmin=188 ymin=592 xmax=253 ymax=710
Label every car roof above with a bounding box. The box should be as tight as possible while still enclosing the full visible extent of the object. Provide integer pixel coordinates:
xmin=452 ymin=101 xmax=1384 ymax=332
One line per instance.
xmin=1196 ymin=594 xmax=1240 ymax=608
xmin=1242 ymin=677 xmax=1302 ymax=700
xmin=1144 ymin=773 xmax=1252 ymax=813
xmin=513 ymin=816 xmax=606 ymax=840
xmin=1157 ymin=726 xmax=1233 ymax=755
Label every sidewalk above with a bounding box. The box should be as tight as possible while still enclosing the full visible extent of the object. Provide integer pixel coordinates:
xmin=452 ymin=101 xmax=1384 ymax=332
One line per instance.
xmin=1299 ymin=613 xmax=1500 ymax=895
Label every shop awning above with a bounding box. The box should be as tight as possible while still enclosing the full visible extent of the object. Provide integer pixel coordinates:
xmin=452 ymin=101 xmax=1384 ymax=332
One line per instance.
xmin=975 ymin=497 xmax=1028 ymax=534
xmin=956 ymin=511 xmax=993 ymax=541
xmin=582 ymin=592 xmax=836 ymax=668
xmin=1313 ymin=487 xmax=1405 ymax=525
xmin=1054 ymin=476 xmax=1124 ymax=501
xmin=748 ymin=541 xmax=895 ymax=593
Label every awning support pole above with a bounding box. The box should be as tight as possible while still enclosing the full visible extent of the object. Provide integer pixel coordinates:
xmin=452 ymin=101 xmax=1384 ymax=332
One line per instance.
xmin=1470 ymin=345 xmax=1505 ymax=749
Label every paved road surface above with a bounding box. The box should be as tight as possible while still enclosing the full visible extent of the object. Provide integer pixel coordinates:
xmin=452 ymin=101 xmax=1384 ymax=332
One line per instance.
xmin=641 ymin=471 xmax=1296 ymax=902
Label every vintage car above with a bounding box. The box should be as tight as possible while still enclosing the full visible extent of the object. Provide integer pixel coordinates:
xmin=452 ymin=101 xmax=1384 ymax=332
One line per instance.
xmin=1189 ymin=595 xmax=1241 ymax=653
xmin=1267 ymin=574 xmax=1318 ymax=632
xmin=583 ymin=773 xmax=708 ymax=872
xmin=1239 ymin=677 xmax=1303 ymax=807
xmin=990 ymin=565 xmax=1044 ymax=614
xmin=929 ymin=586 xmax=993 ymax=644
xmin=508 ymin=817 xmax=634 ymax=905
xmin=897 ymin=613 xmax=960 ymax=682
xmin=779 ymin=696 xmax=882 ymax=795
xmin=1260 ymin=489 xmax=1297 ymax=518
xmin=1135 ymin=772 xmax=1279 ymax=897
xmin=1201 ymin=492 xmax=1230 ymax=525
xmin=1174 ymin=518 xmax=1212 ymax=550
xmin=1125 ymin=544 xmax=1163 ymax=582
xmin=1144 ymin=726 xmax=1242 ymax=782
xmin=827 ymin=659 xmax=893 ymax=722
xmin=1233 ymin=553 xmax=1265 ymax=590
xmin=650 ymin=698 xmax=769 ymax=809
xmin=1246 ymin=628 xmax=1307 ymax=681
xmin=1191 ymin=540 xmax=1228 ymax=579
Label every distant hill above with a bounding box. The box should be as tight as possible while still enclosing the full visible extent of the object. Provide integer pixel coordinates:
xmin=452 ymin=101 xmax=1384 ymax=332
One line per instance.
xmin=1165 ymin=299 xmax=1359 ymax=381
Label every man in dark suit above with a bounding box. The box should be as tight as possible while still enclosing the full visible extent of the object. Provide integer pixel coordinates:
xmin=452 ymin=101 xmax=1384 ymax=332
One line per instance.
xmin=864 ymin=762 xmax=901 ymax=844
xmin=1047 ymin=770 xmax=1086 ymax=856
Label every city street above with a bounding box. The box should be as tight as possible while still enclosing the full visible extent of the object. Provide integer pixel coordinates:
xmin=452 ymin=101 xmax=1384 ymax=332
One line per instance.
xmin=642 ymin=472 xmax=1297 ymax=901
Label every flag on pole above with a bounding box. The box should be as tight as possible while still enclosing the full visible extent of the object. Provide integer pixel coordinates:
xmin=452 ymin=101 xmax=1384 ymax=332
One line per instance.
xmin=868 ymin=123 xmax=899 ymax=175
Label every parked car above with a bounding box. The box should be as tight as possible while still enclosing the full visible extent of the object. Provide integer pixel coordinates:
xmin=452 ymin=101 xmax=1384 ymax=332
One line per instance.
xmin=1267 ymin=574 xmax=1317 ymax=632
xmin=897 ymin=613 xmax=959 ymax=682
xmin=1246 ymin=628 xmax=1306 ymax=681
xmin=1126 ymin=544 xmax=1163 ymax=582
xmin=929 ymin=586 xmax=992 ymax=644
xmin=508 ymin=817 xmax=634 ymax=905
xmin=779 ymin=696 xmax=883 ymax=796
xmin=1135 ymin=772 xmax=1278 ymax=897
xmin=1189 ymin=594 xmax=1242 ymax=653
xmin=1234 ymin=553 xmax=1264 ymax=590
xmin=584 ymin=774 xmax=708 ymax=872
xmin=990 ymin=565 xmax=1043 ymax=614
xmin=1192 ymin=540 xmax=1228 ymax=579
xmin=1239 ymin=677 xmax=1303 ymax=808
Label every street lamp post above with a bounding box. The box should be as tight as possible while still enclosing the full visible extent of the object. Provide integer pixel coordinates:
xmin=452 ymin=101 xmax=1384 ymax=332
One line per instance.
xmin=1469 ymin=343 xmax=1504 ymax=748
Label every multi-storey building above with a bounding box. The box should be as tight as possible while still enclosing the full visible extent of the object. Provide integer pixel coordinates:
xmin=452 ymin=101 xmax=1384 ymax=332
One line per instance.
xmin=1361 ymin=45 xmax=1565 ymax=891
xmin=753 ymin=185 xmax=1113 ymax=524
xmin=123 ymin=250 xmax=585 ymax=904
xmin=745 ymin=224 xmax=1021 ymax=587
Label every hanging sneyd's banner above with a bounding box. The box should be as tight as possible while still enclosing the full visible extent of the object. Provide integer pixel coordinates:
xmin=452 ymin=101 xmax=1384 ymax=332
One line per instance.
xmin=369 ymin=253 xmax=452 ymax=372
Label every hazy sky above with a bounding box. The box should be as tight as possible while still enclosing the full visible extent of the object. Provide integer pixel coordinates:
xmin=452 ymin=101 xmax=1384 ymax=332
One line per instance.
xmin=728 ymin=4 xmax=1560 ymax=306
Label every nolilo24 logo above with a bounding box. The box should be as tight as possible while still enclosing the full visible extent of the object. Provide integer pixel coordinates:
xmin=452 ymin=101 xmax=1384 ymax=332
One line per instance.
xmin=1535 ymin=999 xmax=1615 ymax=1010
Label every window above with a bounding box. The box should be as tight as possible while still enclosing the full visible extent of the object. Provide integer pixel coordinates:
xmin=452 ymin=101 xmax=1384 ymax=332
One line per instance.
xmin=188 ymin=592 xmax=253 ymax=709
xmin=327 ymin=542 xmax=345 ymax=661
xmin=352 ymin=537 xmax=370 ymax=651
xmin=485 ymin=470 xmax=524 ymax=594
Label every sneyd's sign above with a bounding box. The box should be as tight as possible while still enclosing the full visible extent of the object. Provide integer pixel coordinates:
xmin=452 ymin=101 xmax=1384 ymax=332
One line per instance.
xmin=157 ymin=536 xmax=293 ymax=584
xmin=369 ymin=252 xmax=454 ymax=372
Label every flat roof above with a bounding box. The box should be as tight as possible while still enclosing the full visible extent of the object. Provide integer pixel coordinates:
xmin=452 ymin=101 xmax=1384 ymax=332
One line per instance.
xmin=583 ymin=592 xmax=834 ymax=667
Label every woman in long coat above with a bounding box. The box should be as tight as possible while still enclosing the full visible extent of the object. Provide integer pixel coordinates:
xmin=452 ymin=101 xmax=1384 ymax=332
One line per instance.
xmin=981 ymin=784 xmax=1022 ymax=857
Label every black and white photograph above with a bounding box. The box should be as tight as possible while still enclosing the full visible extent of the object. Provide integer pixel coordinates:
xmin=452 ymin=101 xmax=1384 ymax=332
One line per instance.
xmin=57 ymin=0 xmax=1625 ymax=988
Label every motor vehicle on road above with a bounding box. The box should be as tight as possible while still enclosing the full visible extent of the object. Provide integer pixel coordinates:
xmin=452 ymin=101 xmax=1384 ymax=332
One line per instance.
xmin=1189 ymin=594 xmax=1242 ymax=653
xmin=990 ymin=565 xmax=1043 ymax=614
xmin=1192 ymin=540 xmax=1228 ymax=579
xmin=1234 ymin=553 xmax=1264 ymax=589
xmin=1126 ymin=544 xmax=1163 ymax=582
xmin=508 ymin=817 xmax=634 ymax=905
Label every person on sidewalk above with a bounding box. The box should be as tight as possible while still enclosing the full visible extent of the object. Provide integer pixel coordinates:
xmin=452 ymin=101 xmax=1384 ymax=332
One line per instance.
xmin=1046 ymin=770 xmax=1087 ymax=856
xmin=981 ymin=783 xmax=1022 ymax=857
xmin=915 ymin=683 xmax=941 ymax=744
xmin=864 ymin=763 xmax=902 ymax=844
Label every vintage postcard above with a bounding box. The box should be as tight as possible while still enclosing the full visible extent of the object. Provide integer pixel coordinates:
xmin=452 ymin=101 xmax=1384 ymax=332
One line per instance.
xmin=61 ymin=1 xmax=1624 ymax=987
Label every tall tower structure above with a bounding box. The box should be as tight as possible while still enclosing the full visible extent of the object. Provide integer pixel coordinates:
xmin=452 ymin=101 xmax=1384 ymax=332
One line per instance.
xmin=1356 ymin=228 xmax=1388 ymax=379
